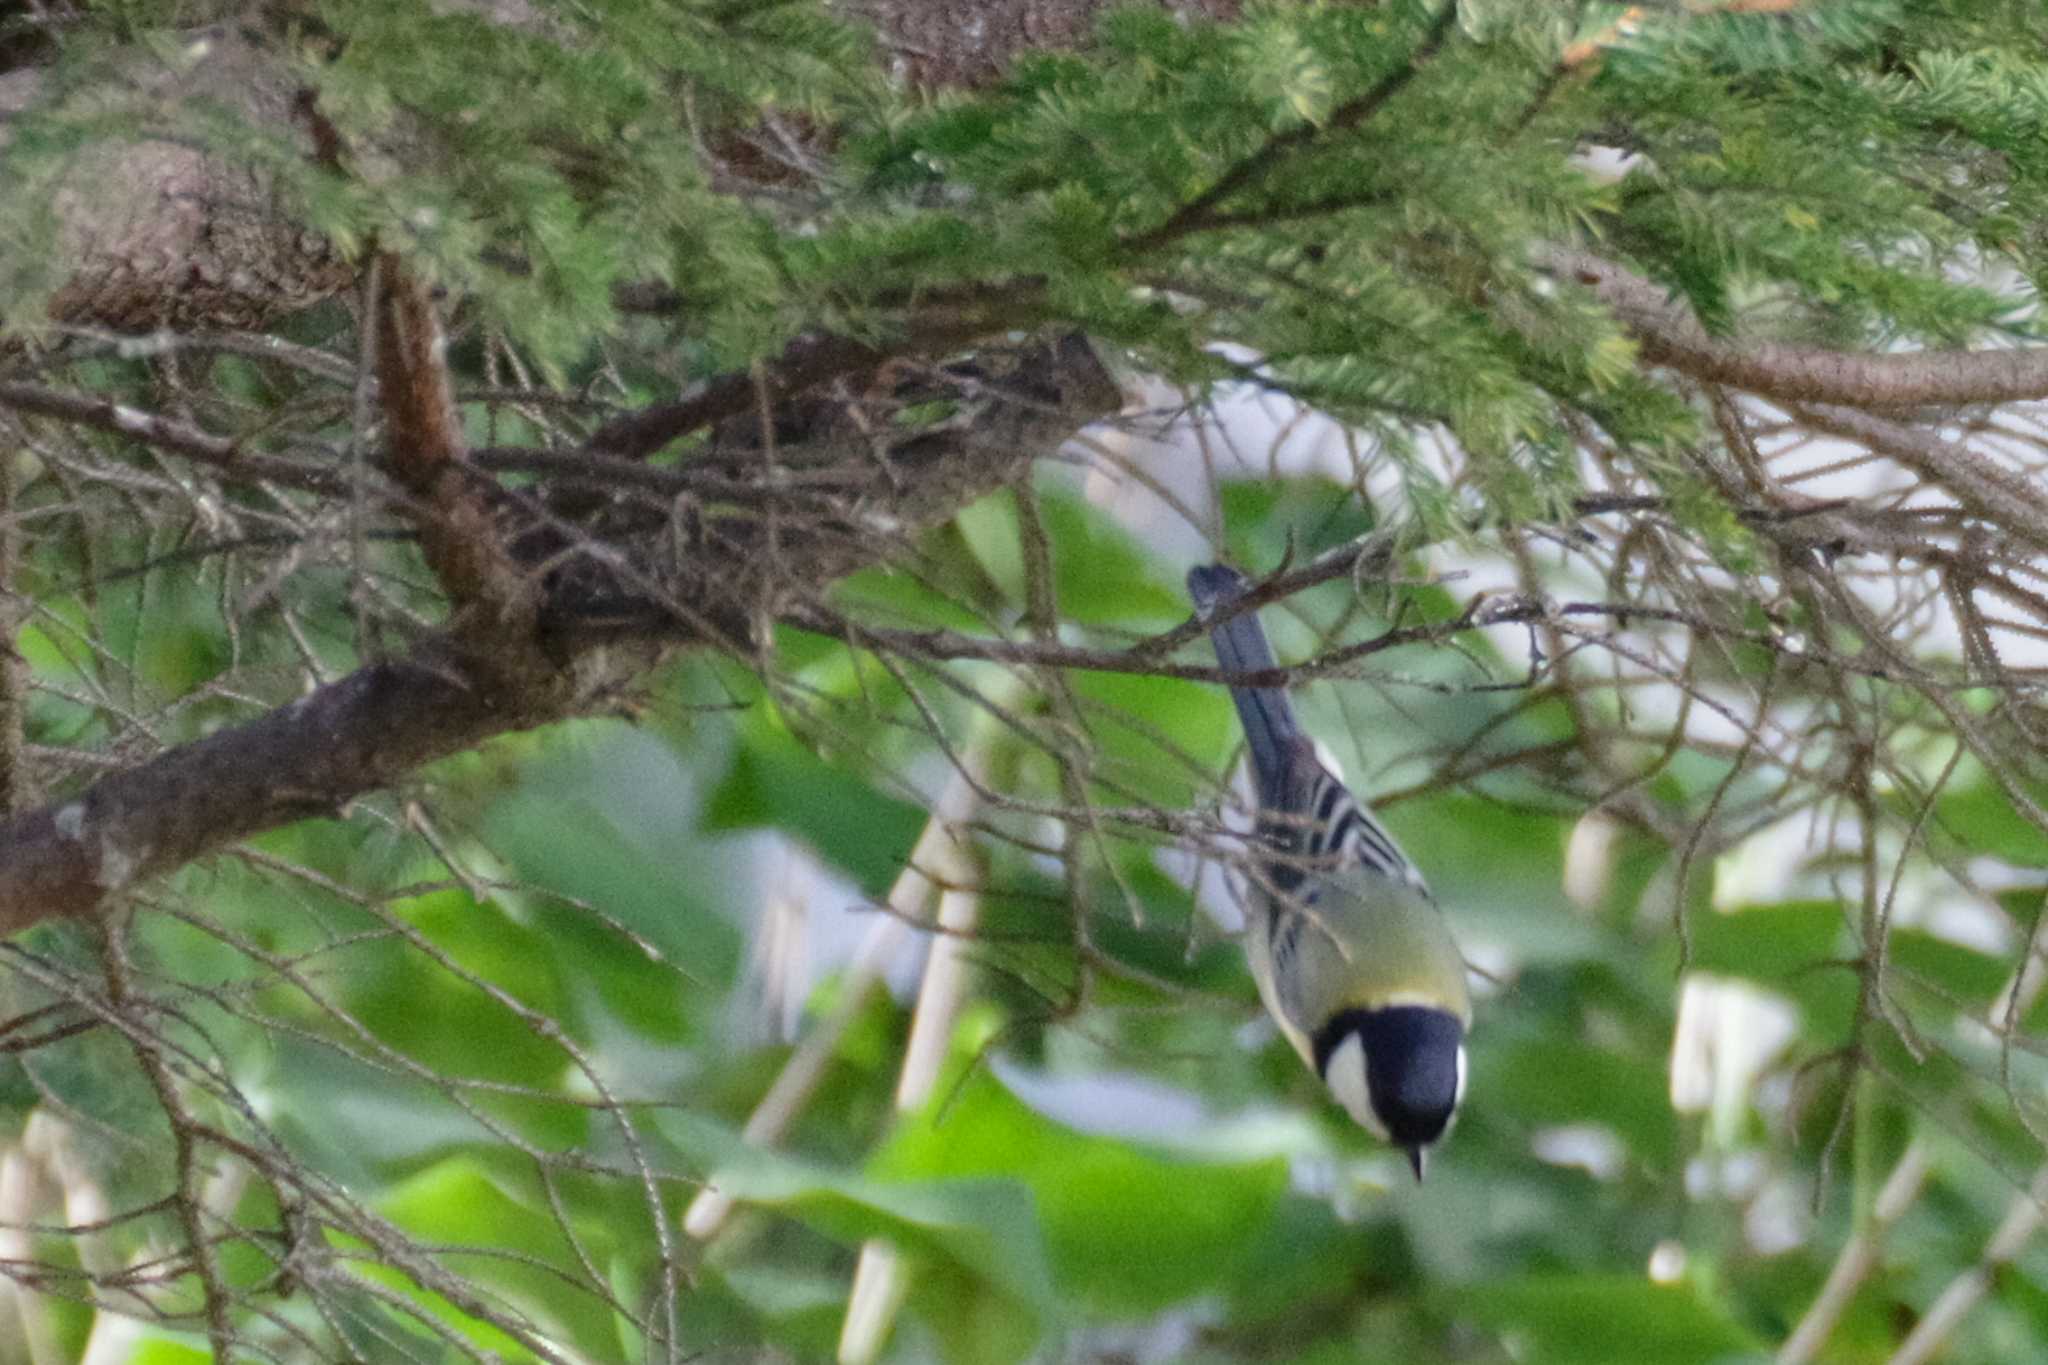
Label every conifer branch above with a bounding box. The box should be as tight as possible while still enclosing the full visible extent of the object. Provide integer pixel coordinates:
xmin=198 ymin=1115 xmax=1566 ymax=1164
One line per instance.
xmin=1123 ymin=0 xmax=1461 ymax=254
xmin=1548 ymin=247 xmax=2048 ymax=408
xmin=1785 ymin=401 xmax=2048 ymax=556
xmin=807 ymin=597 xmax=1930 ymax=690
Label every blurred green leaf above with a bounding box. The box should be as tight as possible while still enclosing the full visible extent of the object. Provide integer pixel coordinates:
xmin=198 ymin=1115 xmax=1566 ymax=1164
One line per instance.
xmin=1068 ymin=667 xmax=1235 ymax=810
xmin=1686 ymin=902 xmax=1846 ymax=981
xmin=1220 ymin=476 xmax=1378 ymax=569
xmin=126 ymin=1340 xmax=212 ymax=1365
xmin=1890 ymin=926 xmax=2007 ymax=1012
xmin=485 ymin=727 xmax=744 ymax=982
xmin=1479 ymin=1038 xmax=1676 ymax=1167
xmin=1389 ymin=793 xmax=1589 ymax=959
xmin=660 ymin=1111 xmax=1057 ymax=1359
xmin=1445 ymin=1274 xmax=1764 ymax=1364
xmin=874 ymin=1061 xmax=1290 ymax=1314
xmin=834 ymin=554 xmax=1000 ymax=630
xmin=955 ymin=488 xmax=1028 ymax=607
xmin=1924 ymin=767 xmax=2048 ymax=867
xmin=1682 ymin=901 xmax=1858 ymax=1041
xmin=1031 ymin=482 xmax=1186 ymax=625
xmin=703 ymin=717 xmax=925 ymax=897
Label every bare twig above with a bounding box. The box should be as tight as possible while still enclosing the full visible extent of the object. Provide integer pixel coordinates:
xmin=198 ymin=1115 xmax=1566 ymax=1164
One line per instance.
xmin=0 ymin=429 xmax=23 ymax=817
xmin=1778 ymin=902 xmax=2048 ymax=1362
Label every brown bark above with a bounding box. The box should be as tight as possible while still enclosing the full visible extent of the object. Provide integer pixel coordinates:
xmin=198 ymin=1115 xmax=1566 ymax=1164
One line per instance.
xmin=0 ymin=643 xmax=573 ymax=930
xmin=1544 ymin=247 xmax=2048 ymax=409
xmin=0 ymin=331 xmax=1119 ymax=936
xmin=370 ymin=253 xmax=544 ymax=665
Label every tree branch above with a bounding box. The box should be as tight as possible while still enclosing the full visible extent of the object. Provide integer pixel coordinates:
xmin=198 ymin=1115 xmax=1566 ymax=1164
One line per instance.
xmin=370 ymin=253 xmax=539 ymax=658
xmin=587 ymin=332 xmax=888 ymax=460
xmin=586 ymin=286 xmax=1039 ymax=460
xmin=811 ymin=593 xmax=1937 ymax=690
xmin=0 ymin=430 xmax=22 ymax=818
xmin=0 ymin=642 xmax=568 ymax=936
xmin=0 ymin=332 xmax=1121 ymax=939
xmin=0 ymin=381 xmax=345 ymax=495
xmin=1785 ymin=401 xmax=2048 ymax=556
xmin=1545 ymin=247 xmax=2048 ymax=409
xmin=1123 ymin=0 xmax=1460 ymax=254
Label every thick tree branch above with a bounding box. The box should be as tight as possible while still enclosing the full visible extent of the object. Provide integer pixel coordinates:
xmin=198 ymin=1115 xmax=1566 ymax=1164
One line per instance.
xmin=0 ymin=432 xmax=22 ymax=818
xmin=587 ymin=285 xmax=1042 ymax=460
xmin=0 ymin=642 xmax=573 ymax=935
xmin=1547 ymin=247 xmax=2048 ymax=408
xmin=0 ymin=333 xmax=1120 ymax=938
xmin=588 ymin=332 xmax=888 ymax=460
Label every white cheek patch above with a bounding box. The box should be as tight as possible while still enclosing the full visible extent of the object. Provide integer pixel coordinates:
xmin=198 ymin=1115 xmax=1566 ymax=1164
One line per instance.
xmin=1455 ymin=1045 xmax=1469 ymax=1105
xmin=1323 ymin=1032 xmax=1389 ymax=1139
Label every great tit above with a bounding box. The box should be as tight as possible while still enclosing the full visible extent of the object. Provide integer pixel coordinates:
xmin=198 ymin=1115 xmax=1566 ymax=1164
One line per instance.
xmin=1189 ymin=563 xmax=1472 ymax=1180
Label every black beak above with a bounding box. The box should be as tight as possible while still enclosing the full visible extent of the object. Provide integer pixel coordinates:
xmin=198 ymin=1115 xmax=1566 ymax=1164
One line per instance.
xmin=1408 ymin=1147 xmax=1428 ymax=1182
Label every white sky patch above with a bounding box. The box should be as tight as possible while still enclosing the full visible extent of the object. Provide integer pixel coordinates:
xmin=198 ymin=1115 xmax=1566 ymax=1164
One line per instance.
xmin=992 ymin=1056 xmax=1331 ymax=1164
xmin=1531 ymin=1123 xmax=1626 ymax=1180
xmin=1745 ymin=1175 xmax=1814 ymax=1255
xmin=1564 ymin=808 xmax=1624 ymax=912
xmin=1670 ymin=974 xmax=1800 ymax=1148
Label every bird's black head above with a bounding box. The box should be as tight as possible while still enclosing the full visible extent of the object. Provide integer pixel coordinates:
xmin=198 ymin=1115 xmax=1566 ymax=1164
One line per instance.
xmin=1312 ymin=1005 xmax=1467 ymax=1179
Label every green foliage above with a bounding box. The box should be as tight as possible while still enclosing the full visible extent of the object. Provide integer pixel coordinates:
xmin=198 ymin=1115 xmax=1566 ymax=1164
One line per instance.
xmin=705 ymin=684 xmax=930 ymax=897
xmin=1448 ymin=1274 xmax=1764 ymax=1364
xmin=875 ymin=1051 xmax=1291 ymax=1317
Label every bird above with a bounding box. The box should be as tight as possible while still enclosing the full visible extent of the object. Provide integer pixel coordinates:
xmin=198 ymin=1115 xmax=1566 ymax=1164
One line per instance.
xmin=1188 ymin=563 xmax=1472 ymax=1180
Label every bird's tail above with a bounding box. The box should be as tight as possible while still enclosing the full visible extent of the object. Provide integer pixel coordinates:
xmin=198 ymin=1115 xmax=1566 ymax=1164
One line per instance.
xmin=1187 ymin=564 xmax=1300 ymax=811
